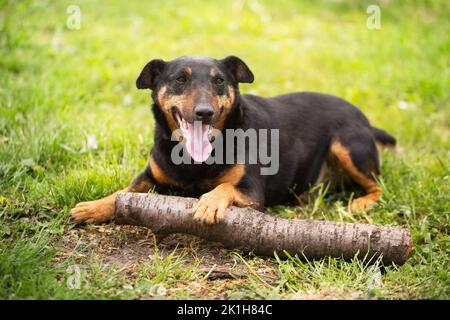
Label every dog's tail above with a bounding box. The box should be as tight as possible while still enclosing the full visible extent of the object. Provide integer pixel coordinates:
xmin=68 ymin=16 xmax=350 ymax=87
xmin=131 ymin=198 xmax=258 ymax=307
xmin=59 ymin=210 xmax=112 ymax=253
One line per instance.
xmin=371 ymin=127 xmax=396 ymax=146
xmin=371 ymin=126 xmax=400 ymax=154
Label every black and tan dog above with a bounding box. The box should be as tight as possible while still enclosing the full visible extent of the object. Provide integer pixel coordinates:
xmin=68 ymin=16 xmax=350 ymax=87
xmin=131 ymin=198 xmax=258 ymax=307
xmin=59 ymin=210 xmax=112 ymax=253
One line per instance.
xmin=71 ymin=56 xmax=396 ymax=224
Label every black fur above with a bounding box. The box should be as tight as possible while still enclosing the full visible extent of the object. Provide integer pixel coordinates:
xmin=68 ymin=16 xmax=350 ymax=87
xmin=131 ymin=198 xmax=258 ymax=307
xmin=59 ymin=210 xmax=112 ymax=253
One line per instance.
xmin=371 ymin=127 xmax=396 ymax=146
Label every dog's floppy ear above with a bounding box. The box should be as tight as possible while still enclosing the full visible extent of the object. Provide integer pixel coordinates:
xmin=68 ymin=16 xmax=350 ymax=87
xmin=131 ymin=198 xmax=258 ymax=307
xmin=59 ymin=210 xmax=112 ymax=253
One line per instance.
xmin=136 ymin=59 xmax=166 ymax=90
xmin=220 ymin=56 xmax=254 ymax=84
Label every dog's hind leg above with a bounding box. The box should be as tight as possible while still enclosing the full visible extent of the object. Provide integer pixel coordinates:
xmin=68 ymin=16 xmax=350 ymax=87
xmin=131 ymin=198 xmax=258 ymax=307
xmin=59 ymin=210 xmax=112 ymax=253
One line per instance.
xmin=329 ymin=132 xmax=382 ymax=212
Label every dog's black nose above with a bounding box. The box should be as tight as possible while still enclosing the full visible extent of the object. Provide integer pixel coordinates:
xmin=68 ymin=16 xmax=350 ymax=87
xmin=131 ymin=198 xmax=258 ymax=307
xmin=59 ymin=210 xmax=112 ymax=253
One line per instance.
xmin=195 ymin=105 xmax=214 ymax=120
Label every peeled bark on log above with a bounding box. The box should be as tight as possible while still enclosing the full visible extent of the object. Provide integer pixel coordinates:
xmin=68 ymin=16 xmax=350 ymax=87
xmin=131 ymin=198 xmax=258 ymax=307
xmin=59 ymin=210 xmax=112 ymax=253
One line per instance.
xmin=115 ymin=192 xmax=413 ymax=265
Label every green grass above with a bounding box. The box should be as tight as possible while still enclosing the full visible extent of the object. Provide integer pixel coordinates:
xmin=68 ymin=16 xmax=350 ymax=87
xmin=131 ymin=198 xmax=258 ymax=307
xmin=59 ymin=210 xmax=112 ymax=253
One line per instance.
xmin=0 ymin=0 xmax=449 ymax=299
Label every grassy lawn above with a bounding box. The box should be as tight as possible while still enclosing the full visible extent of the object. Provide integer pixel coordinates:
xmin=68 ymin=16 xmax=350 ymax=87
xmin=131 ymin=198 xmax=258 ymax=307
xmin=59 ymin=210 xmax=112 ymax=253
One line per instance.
xmin=0 ymin=0 xmax=449 ymax=299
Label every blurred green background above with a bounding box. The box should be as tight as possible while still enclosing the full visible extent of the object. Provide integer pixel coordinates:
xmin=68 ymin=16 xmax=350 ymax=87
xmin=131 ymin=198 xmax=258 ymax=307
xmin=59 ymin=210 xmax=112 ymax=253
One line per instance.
xmin=0 ymin=0 xmax=448 ymax=299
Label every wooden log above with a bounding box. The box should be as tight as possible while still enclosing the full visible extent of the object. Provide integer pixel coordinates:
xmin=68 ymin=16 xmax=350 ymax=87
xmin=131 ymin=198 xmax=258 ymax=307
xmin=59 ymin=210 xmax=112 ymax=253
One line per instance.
xmin=115 ymin=192 xmax=413 ymax=265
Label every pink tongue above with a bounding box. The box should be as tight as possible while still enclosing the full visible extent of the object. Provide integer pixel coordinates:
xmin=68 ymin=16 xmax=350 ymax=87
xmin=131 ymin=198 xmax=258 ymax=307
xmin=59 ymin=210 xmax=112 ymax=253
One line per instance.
xmin=183 ymin=121 xmax=212 ymax=163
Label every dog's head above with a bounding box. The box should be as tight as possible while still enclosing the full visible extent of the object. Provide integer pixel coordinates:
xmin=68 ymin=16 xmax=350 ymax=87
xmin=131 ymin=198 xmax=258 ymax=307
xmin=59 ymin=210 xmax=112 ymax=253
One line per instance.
xmin=136 ymin=55 xmax=254 ymax=162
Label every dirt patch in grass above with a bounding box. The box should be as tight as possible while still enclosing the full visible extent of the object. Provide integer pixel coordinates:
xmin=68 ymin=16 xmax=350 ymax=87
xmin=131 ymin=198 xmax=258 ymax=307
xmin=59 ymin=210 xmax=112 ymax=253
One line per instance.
xmin=52 ymin=224 xmax=277 ymax=298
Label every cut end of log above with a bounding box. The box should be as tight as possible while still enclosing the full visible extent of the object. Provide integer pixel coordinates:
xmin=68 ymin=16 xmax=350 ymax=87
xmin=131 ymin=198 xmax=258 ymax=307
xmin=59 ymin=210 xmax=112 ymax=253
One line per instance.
xmin=115 ymin=192 xmax=413 ymax=266
xmin=405 ymin=229 xmax=414 ymax=260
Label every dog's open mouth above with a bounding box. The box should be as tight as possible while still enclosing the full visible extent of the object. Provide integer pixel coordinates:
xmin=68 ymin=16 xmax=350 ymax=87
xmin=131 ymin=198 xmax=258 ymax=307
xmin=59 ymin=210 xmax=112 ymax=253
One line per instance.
xmin=174 ymin=111 xmax=213 ymax=163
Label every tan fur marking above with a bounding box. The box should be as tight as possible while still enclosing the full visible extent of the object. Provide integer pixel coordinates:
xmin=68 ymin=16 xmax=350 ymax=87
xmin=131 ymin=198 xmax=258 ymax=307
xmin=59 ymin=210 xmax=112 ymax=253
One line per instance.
xmin=214 ymin=85 xmax=235 ymax=130
xmin=157 ymin=85 xmax=168 ymax=107
xmin=209 ymin=68 xmax=217 ymax=77
xmin=315 ymin=161 xmax=329 ymax=185
xmin=375 ymin=142 xmax=384 ymax=155
xmin=165 ymin=95 xmax=194 ymax=111
xmin=375 ymin=141 xmax=396 ymax=157
xmin=130 ymin=180 xmax=153 ymax=193
xmin=215 ymin=163 xmax=245 ymax=185
xmin=70 ymin=187 xmax=130 ymax=224
xmin=330 ymin=141 xmax=378 ymax=189
xmin=203 ymin=164 xmax=245 ymax=189
xmin=330 ymin=140 xmax=382 ymax=211
xmin=185 ymin=67 xmax=192 ymax=75
xmin=149 ymin=156 xmax=181 ymax=187
xmin=157 ymin=85 xmax=196 ymax=132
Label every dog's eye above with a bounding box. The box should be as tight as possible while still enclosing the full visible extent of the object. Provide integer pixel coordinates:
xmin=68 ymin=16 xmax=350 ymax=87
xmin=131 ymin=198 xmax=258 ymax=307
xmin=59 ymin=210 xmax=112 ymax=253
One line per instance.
xmin=215 ymin=77 xmax=225 ymax=85
xmin=175 ymin=76 xmax=187 ymax=84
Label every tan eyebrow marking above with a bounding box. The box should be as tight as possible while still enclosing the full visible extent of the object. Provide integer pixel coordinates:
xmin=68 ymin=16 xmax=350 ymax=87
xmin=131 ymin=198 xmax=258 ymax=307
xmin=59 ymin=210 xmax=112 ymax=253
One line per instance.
xmin=214 ymin=85 xmax=235 ymax=130
xmin=210 ymin=68 xmax=217 ymax=77
xmin=184 ymin=67 xmax=192 ymax=75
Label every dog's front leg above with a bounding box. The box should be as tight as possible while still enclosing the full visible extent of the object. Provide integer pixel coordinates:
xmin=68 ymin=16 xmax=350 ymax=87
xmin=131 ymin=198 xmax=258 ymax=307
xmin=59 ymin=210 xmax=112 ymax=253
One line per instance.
xmin=193 ymin=183 xmax=256 ymax=224
xmin=70 ymin=168 xmax=155 ymax=224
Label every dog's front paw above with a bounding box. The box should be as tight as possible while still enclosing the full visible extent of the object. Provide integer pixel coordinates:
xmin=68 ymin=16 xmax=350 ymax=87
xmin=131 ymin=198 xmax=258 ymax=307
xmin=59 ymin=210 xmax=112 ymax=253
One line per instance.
xmin=349 ymin=196 xmax=377 ymax=212
xmin=192 ymin=190 xmax=231 ymax=224
xmin=70 ymin=199 xmax=115 ymax=224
